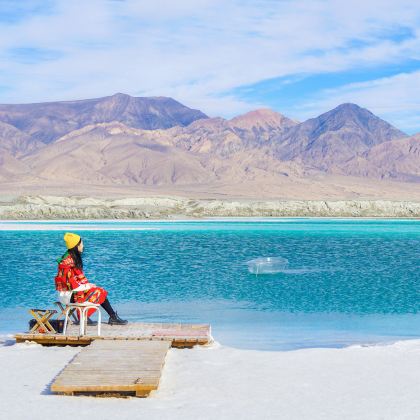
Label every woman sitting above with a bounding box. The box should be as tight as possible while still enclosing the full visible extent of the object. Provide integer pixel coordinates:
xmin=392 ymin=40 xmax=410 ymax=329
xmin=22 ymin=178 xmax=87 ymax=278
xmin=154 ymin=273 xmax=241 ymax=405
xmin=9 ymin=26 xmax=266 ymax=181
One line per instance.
xmin=55 ymin=232 xmax=127 ymax=325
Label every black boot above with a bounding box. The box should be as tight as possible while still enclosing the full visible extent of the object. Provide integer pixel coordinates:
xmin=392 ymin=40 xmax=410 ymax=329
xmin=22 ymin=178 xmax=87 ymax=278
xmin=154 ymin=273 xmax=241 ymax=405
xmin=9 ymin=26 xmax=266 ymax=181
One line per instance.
xmin=108 ymin=312 xmax=128 ymax=325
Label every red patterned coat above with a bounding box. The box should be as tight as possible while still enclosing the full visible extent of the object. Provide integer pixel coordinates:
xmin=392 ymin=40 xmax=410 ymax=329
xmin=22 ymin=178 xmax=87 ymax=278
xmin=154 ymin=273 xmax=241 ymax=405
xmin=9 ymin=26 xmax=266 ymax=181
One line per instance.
xmin=55 ymin=251 xmax=107 ymax=316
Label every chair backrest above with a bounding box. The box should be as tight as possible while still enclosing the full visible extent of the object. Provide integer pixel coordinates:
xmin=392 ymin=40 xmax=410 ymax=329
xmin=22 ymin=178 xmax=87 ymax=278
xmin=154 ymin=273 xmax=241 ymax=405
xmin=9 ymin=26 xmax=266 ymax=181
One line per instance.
xmin=57 ymin=291 xmax=72 ymax=306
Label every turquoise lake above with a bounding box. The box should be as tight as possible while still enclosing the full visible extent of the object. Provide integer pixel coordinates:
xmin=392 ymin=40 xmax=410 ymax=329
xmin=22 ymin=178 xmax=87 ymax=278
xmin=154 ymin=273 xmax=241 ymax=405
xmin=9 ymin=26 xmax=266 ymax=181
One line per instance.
xmin=0 ymin=218 xmax=419 ymax=350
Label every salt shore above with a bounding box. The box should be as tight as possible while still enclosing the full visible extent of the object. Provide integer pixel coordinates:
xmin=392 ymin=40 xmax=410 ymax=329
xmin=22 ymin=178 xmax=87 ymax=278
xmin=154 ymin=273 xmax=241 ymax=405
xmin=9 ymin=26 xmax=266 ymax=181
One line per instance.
xmin=1 ymin=338 xmax=420 ymax=420
xmin=1 ymin=195 xmax=420 ymax=218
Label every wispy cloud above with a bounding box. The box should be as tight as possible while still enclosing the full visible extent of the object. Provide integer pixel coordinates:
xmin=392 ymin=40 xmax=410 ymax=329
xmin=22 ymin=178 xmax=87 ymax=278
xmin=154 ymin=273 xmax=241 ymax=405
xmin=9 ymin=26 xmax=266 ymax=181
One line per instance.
xmin=0 ymin=0 xmax=419 ymax=131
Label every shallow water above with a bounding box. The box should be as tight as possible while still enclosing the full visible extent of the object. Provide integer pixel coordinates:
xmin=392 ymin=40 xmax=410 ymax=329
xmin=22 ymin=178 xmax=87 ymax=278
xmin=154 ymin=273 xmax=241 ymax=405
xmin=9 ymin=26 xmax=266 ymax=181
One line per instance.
xmin=0 ymin=218 xmax=419 ymax=350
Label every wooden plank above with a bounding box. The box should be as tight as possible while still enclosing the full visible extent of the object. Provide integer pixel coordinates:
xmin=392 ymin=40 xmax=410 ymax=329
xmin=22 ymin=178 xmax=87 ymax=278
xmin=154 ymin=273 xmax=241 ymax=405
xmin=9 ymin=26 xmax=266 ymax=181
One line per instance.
xmin=14 ymin=321 xmax=213 ymax=348
xmin=51 ymin=340 xmax=170 ymax=397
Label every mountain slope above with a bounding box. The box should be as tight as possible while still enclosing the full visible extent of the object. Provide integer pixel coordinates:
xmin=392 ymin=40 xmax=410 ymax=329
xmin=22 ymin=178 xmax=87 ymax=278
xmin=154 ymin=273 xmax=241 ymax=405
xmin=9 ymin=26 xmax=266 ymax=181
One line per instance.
xmin=273 ymin=103 xmax=406 ymax=170
xmin=168 ymin=118 xmax=245 ymax=158
xmin=22 ymin=122 xmax=216 ymax=185
xmin=0 ymin=93 xmax=208 ymax=144
xmin=229 ymin=109 xmax=298 ymax=143
xmin=341 ymin=133 xmax=420 ymax=181
xmin=168 ymin=109 xmax=298 ymax=158
xmin=22 ymin=121 xmax=303 ymax=186
xmin=0 ymin=148 xmax=31 ymax=181
xmin=0 ymin=121 xmax=44 ymax=157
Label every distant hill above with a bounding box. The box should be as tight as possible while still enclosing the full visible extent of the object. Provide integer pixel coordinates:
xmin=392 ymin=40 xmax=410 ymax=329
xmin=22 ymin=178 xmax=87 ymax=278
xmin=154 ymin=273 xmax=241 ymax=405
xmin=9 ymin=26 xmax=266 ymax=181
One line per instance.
xmin=168 ymin=109 xmax=298 ymax=158
xmin=0 ymin=94 xmax=418 ymax=196
xmin=0 ymin=93 xmax=208 ymax=144
xmin=22 ymin=122 xmax=214 ymax=185
xmin=230 ymin=108 xmax=298 ymax=144
xmin=272 ymin=103 xmax=406 ymax=170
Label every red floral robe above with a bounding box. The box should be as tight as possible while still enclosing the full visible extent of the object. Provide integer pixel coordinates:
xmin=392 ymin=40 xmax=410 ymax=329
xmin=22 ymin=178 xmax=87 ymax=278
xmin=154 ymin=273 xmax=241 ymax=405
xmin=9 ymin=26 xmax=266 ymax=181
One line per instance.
xmin=55 ymin=251 xmax=107 ymax=317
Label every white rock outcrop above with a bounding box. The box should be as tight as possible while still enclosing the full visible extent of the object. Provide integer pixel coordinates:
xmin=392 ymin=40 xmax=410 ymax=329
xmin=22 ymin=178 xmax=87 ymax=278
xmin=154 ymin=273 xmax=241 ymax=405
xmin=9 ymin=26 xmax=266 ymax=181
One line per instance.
xmin=0 ymin=195 xmax=419 ymax=219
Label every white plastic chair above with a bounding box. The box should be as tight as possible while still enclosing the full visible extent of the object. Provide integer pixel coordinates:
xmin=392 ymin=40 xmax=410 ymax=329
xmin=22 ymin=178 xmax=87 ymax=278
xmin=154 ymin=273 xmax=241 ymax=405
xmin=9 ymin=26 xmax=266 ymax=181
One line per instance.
xmin=62 ymin=302 xmax=101 ymax=336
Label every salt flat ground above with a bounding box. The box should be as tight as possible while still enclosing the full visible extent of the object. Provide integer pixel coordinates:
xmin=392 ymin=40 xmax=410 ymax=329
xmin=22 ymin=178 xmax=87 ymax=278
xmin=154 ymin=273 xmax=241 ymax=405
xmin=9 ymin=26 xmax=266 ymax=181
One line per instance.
xmin=1 ymin=339 xmax=419 ymax=420
xmin=1 ymin=171 xmax=420 ymax=201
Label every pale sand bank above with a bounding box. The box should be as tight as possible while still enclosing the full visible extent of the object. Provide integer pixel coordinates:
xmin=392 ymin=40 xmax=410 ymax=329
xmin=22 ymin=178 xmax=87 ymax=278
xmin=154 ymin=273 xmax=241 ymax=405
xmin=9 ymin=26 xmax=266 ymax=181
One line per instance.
xmin=1 ymin=338 xmax=419 ymax=420
xmin=1 ymin=195 xmax=420 ymax=219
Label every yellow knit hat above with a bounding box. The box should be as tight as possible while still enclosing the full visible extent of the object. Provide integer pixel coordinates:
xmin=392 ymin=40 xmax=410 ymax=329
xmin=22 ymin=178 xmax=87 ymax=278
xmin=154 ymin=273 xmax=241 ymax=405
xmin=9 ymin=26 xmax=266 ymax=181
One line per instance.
xmin=64 ymin=232 xmax=81 ymax=249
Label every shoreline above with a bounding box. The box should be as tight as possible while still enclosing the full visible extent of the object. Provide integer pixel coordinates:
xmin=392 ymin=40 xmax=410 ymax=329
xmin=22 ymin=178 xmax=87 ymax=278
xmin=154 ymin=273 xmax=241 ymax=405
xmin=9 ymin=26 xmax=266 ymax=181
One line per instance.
xmin=1 ymin=195 xmax=420 ymax=219
xmin=1 ymin=216 xmax=419 ymax=231
xmin=3 ymin=303 xmax=420 ymax=352
xmin=1 ymin=338 xmax=420 ymax=419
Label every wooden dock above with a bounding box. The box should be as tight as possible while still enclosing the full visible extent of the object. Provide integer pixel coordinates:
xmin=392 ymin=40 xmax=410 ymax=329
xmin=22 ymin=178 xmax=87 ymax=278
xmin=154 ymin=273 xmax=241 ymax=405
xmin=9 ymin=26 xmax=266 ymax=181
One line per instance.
xmin=15 ymin=322 xmax=212 ymax=348
xmin=16 ymin=321 xmax=212 ymax=397
xmin=51 ymin=340 xmax=171 ymax=397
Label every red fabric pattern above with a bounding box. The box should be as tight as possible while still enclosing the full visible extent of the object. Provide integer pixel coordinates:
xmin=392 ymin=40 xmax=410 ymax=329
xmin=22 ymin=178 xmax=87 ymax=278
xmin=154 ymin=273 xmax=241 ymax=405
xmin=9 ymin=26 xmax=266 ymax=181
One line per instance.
xmin=56 ymin=253 xmax=108 ymax=317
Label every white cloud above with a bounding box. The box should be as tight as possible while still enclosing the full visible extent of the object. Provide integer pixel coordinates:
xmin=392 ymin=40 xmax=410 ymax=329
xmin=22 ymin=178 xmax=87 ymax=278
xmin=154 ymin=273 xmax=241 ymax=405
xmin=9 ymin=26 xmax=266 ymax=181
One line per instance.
xmin=0 ymin=0 xmax=418 ymax=128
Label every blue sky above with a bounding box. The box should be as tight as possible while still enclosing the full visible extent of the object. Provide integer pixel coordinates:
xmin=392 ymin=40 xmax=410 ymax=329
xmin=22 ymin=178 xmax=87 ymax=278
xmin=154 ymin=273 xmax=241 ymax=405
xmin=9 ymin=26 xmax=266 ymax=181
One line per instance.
xmin=0 ymin=0 xmax=419 ymax=133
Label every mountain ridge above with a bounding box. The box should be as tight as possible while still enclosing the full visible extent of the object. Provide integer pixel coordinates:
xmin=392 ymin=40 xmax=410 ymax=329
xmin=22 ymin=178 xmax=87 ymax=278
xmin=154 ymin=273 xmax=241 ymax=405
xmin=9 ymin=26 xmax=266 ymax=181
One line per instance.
xmin=0 ymin=95 xmax=417 ymax=191
xmin=271 ymin=103 xmax=406 ymax=170
xmin=0 ymin=93 xmax=208 ymax=143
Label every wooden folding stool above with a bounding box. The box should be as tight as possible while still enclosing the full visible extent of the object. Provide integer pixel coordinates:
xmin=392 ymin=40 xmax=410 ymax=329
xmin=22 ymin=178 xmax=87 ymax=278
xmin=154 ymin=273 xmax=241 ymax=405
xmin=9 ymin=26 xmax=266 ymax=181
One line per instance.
xmin=28 ymin=308 xmax=57 ymax=333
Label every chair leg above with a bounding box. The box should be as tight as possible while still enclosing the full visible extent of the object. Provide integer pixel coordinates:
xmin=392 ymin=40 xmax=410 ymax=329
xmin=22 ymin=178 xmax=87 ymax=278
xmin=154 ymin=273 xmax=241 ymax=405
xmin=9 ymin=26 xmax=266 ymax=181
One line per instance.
xmin=79 ymin=307 xmax=86 ymax=336
xmin=75 ymin=306 xmax=102 ymax=336
xmin=97 ymin=308 xmax=101 ymax=336
xmin=63 ymin=309 xmax=70 ymax=335
xmin=84 ymin=308 xmax=88 ymax=336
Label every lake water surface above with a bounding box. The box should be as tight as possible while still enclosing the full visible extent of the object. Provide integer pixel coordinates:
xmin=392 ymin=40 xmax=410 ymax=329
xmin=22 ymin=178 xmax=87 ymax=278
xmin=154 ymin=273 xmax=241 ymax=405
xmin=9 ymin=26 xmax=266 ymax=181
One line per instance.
xmin=0 ymin=218 xmax=419 ymax=350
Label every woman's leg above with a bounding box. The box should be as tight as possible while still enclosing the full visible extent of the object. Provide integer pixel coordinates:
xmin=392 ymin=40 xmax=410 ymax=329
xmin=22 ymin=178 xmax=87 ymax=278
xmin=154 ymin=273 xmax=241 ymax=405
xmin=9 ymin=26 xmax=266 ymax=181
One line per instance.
xmin=101 ymin=298 xmax=115 ymax=316
xmin=101 ymin=298 xmax=128 ymax=325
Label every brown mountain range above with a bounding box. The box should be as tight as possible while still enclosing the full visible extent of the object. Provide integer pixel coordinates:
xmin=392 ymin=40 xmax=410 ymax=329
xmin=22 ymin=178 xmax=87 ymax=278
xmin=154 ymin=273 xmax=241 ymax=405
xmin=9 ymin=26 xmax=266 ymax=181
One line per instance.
xmin=0 ymin=94 xmax=418 ymax=199
xmin=0 ymin=93 xmax=207 ymax=144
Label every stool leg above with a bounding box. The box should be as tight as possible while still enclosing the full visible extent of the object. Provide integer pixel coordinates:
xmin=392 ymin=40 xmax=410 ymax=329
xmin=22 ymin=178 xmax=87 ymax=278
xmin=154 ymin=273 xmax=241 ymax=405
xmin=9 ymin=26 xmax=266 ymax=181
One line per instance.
xmin=54 ymin=302 xmax=66 ymax=320
xmin=29 ymin=310 xmax=42 ymax=333
xmin=43 ymin=312 xmax=56 ymax=334
xmin=69 ymin=307 xmax=78 ymax=323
